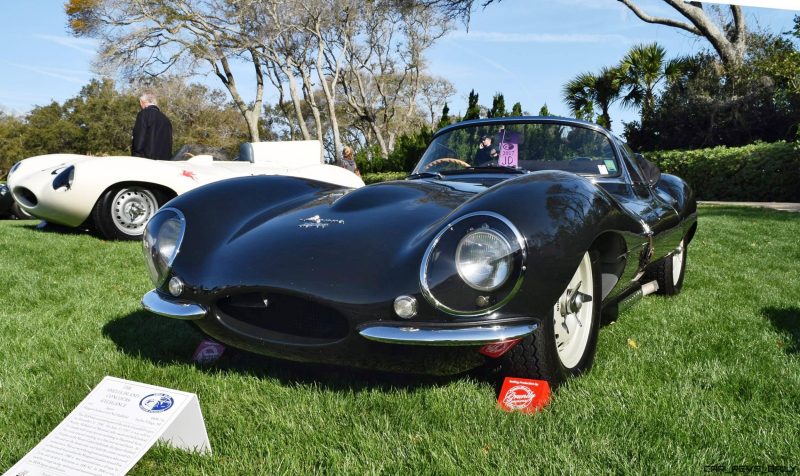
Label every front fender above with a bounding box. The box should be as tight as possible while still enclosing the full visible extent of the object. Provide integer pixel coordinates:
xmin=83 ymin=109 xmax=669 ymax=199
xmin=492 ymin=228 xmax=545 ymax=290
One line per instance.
xmin=449 ymin=171 xmax=645 ymax=316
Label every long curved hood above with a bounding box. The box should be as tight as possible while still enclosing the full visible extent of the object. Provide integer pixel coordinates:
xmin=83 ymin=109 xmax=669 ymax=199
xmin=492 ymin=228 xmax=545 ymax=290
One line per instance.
xmin=173 ymin=177 xmax=489 ymax=304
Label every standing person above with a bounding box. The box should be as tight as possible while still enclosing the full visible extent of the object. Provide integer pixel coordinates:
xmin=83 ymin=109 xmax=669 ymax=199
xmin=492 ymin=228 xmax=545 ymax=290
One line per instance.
xmin=340 ymin=146 xmax=361 ymax=177
xmin=132 ymin=92 xmax=173 ymax=160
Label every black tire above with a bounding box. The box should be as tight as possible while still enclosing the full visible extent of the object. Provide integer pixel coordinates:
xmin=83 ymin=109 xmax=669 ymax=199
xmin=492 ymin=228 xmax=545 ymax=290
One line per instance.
xmin=92 ymin=185 xmax=163 ymax=240
xmin=11 ymin=202 xmax=34 ymax=220
xmin=643 ymin=239 xmax=686 ymax=296
xmin=501 ymin=249 xmax=602 ymax=387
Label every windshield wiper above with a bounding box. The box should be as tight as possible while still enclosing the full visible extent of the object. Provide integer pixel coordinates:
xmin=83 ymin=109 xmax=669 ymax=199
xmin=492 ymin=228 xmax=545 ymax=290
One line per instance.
xmin=463 ymin=165 xmax=527 ymax=174
xmin=406 ymin=171 xmax=444 ymax=180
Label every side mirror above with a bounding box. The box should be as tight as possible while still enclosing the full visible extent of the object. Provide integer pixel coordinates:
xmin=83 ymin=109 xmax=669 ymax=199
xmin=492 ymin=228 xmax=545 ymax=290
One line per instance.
xmin=634 ymin=153 xmax=661 ymax=187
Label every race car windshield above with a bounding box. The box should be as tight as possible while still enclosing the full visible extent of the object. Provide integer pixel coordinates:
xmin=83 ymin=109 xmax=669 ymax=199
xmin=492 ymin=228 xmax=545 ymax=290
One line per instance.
xmin=413 ymin=122 xmax=620 ymax=177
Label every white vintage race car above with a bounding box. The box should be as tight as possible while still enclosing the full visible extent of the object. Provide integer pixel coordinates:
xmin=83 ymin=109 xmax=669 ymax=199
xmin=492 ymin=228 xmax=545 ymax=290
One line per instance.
xmin=6 ymin=141 xmax=364 ymax=239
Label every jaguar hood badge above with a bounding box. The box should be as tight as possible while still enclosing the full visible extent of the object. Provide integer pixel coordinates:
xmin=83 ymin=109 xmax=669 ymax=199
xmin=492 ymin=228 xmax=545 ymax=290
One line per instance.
xmin=299 ymin=215 xmax=344 ymax=229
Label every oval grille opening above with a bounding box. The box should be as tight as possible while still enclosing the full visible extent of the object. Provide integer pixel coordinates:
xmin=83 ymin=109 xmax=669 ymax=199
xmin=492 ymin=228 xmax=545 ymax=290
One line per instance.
xmin=14 ymin=187 xmax=38 ymax=207
xmin=216 ymin=292 xmax=349 ymax=342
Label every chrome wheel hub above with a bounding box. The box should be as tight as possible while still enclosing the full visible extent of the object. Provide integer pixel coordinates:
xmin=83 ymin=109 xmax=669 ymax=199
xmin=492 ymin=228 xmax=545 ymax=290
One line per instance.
xmin=553 ymin=252 xmax=594 ymax=369
xmin=112 ymin=187 xmax=158 ymax=235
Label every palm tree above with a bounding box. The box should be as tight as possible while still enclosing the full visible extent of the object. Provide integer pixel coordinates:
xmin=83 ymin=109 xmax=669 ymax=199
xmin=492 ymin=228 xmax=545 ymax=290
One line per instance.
xmin=563 ymin=67 xmax=622 ymax=129
xmin=618 ymin=43 xmax=678 ymax=121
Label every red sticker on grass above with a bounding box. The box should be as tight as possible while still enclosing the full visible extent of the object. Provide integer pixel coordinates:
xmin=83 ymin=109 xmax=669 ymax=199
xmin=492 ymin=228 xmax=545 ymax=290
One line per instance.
xmin=192 ymin=338 xmax=225 ymax=364
xmin=497 ymin=377 xmax=551 ymax=413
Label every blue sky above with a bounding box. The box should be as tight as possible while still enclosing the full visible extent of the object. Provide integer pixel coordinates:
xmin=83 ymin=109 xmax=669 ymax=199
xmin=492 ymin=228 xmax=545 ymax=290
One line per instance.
xmin=0 ymin=0 xmax=797 ymax=135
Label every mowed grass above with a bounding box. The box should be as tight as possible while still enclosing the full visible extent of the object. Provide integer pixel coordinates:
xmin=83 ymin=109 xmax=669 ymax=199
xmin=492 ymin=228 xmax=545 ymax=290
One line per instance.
xmin=0 ymin=206 xmax=798 ymax=474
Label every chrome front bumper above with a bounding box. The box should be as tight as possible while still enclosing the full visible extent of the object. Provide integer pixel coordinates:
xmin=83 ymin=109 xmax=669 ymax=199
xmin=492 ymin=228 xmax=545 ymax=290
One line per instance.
xmin=358 ymin=323 xmax=537 ymax=346
xmin=142 ymin=290 xmax=207 ymax=320
xmin=142 ymin=289 xmax=537 ymax=345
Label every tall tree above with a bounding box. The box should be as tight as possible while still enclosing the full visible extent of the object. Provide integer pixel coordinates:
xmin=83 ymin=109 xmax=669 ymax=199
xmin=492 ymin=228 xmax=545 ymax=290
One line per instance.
xmin=463 ymin=89 xmax=481 ymax=120
xmin=616 ymin=0 xmax=746 ymax=68
xmin=66 ymin=0 xmax=266 ymax=141
xmin=488 ymin=93 xmax=507 ymax=118
xmin=428 ymin=0 xmax=747 ymax=68
xmin=511 ymin=102 xmax=523 ymax=116
xmin=618 ymin=42 xmax=678 ymax=121
xmin=563 ymin=67 xmax=621 ymax=128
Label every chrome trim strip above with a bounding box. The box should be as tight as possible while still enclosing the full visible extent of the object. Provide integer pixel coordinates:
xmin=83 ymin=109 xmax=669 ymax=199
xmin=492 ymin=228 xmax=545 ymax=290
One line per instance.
xmin=358 ymin=323 xmax=537 ymax=346
xmin=142 ymin=290 xmax=207 ymax=320
xmin=419 ymin=211 xmax=527 ymax=317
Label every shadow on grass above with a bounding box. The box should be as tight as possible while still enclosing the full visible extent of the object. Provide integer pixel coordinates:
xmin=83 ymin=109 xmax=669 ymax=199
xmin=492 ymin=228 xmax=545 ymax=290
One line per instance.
xmin=102 ymin=310 xmax=474 ymax=392
xmin=762 ymin=306 xmax=800 ymax=355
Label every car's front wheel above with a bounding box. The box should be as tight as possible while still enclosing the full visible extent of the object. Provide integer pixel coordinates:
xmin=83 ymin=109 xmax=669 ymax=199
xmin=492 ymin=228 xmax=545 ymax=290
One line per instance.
xmin=92 ymin=185 xmax=163 ymax=240
xmin=502 ymin=250 xmax=601 ymax=386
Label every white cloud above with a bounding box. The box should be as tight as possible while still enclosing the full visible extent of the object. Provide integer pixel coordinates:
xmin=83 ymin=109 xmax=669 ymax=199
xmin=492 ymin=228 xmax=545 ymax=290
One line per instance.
xmin=7 ymin=62 xmax=90 ymax=84
xmin=33 ymin=34 xmax=98 ymax=55
xmin=448 ymin=30 xmax=633 ymax=44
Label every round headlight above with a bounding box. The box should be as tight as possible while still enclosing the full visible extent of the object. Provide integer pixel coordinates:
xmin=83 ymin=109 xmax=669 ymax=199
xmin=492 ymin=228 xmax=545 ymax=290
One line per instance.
xmin=455 ymin=228 xmax=513 ymax=291
xmin=142 ymin=208 xmax=185 ymax=286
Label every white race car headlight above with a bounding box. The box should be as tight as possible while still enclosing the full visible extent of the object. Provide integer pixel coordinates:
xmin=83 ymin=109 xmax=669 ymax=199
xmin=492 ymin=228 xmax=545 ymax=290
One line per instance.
xmin=8 ymin=161 xmax=21 ymax=177
xmin=142 ymin=208 xmax=186 ymax=286
xmin=456 ymin=229 xmax=514 ymax=291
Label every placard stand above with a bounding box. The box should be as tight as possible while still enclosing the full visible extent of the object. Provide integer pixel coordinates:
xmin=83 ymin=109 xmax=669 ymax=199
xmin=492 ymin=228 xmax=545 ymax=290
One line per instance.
xmin=4 ymin=376 xmax=210 ymax=476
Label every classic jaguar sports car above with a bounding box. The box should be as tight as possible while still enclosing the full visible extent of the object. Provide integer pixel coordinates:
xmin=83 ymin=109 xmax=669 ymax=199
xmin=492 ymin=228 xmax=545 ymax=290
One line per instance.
xmin=141 ymin=117 xmax=696 ymax=385
xmin=6 ymin=141 xmax=363 ymax=240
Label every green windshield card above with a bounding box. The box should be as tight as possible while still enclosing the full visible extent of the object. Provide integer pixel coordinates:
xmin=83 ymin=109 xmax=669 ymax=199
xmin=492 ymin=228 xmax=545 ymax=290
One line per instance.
xmin=604 ymin=159 xmax=617 ymax=173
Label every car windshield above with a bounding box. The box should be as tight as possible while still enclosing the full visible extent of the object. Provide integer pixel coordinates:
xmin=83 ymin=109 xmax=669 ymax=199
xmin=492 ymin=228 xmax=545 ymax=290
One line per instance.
xmin=413 ymin=121 xmax=620 ymax=176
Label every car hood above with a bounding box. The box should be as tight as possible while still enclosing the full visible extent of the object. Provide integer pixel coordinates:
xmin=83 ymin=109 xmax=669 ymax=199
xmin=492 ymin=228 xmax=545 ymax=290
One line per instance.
xmin=176 ymin=178 xmax=490 ymax=303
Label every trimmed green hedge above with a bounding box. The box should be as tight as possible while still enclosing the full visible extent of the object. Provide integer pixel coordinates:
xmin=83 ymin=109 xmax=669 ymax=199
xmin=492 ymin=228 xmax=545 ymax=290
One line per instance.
xmin=362 ymin=171 xmax=407 ymax=184
xmin=647 ymin=141 xmax=800 ymax=202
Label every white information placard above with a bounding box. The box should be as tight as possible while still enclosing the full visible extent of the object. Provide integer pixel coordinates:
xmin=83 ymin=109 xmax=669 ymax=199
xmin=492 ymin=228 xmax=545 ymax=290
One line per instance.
xmin=4 ymin=376 xmax=211 ymax=476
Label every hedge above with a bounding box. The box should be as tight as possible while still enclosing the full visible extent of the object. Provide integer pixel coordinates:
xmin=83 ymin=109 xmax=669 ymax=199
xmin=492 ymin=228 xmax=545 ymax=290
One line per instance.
xmin=646 ymin=141 xmax=800 ymax=202
xmin=362 ymin=171 xmax=407 ymax=184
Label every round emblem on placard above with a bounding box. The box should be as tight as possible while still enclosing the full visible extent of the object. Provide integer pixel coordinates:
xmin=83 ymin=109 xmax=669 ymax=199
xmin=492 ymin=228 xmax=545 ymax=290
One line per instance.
xmin=503 ymin=385 xmax=536 ymax=410
xmin=139 ymin=393 xmax=174 ymax=413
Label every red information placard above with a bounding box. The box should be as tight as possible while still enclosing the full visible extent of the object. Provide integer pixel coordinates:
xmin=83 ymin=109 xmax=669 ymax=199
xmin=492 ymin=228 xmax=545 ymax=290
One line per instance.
xmin=497 ymin=377 xmax=551 ymax=413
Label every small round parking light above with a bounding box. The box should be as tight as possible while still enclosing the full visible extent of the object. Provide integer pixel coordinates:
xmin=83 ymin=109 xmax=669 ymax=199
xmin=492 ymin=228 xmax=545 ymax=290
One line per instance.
xmin=393 ymin=295 xmax=417 ymax=319
xmin=168 ymin=276 xmax=184 ymax=297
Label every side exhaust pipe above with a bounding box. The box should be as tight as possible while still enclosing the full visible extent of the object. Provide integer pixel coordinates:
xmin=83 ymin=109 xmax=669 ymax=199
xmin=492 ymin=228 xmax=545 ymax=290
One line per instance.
xmin=617 ymin=280 xmax=659 ymax=314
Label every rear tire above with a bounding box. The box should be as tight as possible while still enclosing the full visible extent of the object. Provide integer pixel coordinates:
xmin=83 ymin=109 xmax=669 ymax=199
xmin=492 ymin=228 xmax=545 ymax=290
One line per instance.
xmin=501 ymin=250 xmax=602 ymax=386
xmin=643 ymin=239 xmax=686 ymax=296
xmin=92 ymin=185 xmax=162 ymax=240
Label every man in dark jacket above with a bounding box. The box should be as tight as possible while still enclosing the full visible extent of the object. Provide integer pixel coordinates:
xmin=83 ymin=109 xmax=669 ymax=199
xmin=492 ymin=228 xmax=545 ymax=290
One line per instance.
xmin=132 ymin=92 xmax=173 ymax=160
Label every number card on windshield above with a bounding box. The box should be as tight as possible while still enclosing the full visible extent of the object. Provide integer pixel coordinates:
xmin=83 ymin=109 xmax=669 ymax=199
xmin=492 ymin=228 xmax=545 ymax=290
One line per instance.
xmin=4 ymin=376 xmax=211 ymax=476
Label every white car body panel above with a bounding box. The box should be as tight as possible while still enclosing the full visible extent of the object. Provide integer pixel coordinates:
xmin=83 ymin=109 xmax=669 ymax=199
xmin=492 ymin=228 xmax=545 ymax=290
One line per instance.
xmin=7 ymin=141 xmax=363 ymax=228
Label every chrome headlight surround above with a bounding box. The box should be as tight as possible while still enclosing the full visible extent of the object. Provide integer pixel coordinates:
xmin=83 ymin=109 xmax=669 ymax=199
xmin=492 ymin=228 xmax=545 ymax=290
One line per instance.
xmin=142 ymin=208 xmax=186 ymax=287
xmin=420 ymin=212 xmax=526 ymax=317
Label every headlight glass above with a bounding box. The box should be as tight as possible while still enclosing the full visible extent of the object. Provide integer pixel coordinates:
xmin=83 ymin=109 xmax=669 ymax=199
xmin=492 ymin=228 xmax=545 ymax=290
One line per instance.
xmin=456 ymin=229 xmax=514 ymax=291
xmin=9 ymin=161 xmax=21 ymax=177
xmin=142 ymin=208 xmax=185 ymax=286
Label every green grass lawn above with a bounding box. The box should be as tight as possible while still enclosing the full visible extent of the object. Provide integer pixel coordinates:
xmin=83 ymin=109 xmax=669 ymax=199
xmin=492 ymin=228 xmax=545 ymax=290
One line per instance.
xmin=1 ymin=206 xmax=798 ymax=474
